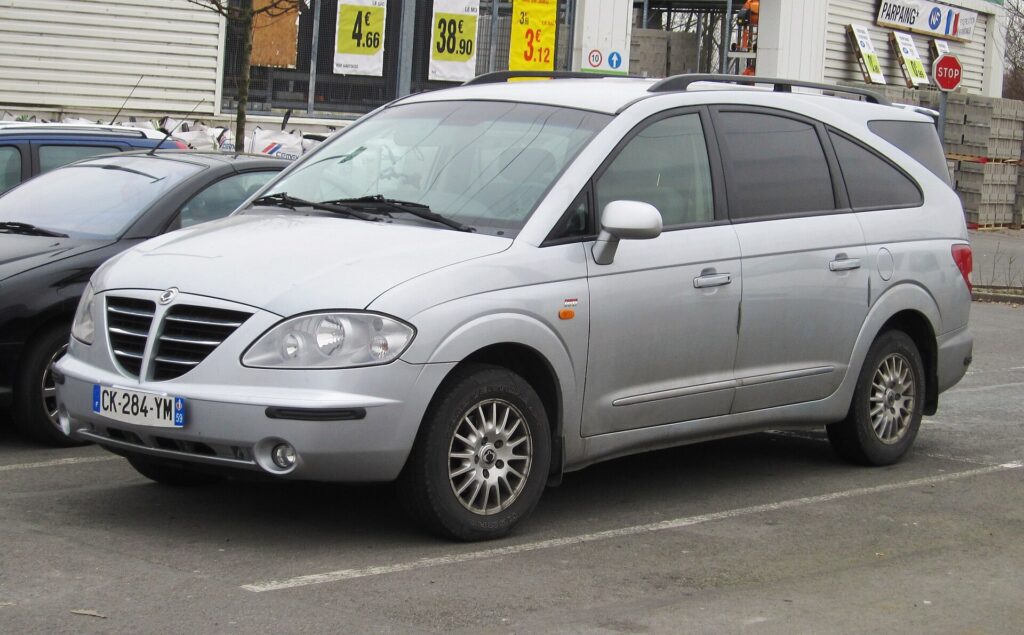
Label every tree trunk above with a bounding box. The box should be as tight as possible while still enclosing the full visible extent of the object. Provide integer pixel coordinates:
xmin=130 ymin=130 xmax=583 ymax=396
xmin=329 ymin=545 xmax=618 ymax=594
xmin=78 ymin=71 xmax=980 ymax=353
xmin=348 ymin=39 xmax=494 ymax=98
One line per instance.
xmin=235 ymin=0 xmax=254 ymax=151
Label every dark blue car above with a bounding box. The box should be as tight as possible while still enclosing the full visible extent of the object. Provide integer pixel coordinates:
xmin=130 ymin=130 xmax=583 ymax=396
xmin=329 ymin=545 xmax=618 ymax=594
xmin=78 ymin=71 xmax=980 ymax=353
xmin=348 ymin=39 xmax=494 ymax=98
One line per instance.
xmin=0 ymin=124 xmax=185 ymax=194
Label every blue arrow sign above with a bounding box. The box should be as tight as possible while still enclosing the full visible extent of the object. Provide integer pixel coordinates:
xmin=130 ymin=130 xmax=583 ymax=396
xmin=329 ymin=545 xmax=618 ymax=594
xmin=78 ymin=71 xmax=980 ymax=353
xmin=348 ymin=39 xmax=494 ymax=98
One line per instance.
xmin=609 ymin=51 xmax=622 ymax=70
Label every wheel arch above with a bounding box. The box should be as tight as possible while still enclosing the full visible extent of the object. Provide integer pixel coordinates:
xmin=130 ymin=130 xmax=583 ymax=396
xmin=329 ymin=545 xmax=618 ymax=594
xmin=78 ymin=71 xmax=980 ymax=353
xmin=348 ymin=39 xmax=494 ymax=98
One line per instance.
xmin=846 ymin=283 xmax=941 ymax=416
xmin=419 ymin=314 xmax=581 ymax=483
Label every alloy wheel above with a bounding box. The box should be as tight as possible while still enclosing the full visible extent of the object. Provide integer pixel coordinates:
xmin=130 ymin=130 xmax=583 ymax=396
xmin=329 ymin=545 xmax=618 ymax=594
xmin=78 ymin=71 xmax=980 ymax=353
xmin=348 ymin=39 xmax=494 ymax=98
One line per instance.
xmin=869 ymin=352 xmax=915 ymax=444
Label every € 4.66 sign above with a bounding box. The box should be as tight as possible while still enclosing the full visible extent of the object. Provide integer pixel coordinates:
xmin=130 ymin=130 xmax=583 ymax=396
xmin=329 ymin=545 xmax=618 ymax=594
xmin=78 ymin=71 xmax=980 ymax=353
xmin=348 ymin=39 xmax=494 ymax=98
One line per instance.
xmin=510 ymin=0 xmax=557 ymax=72
xmin=334 ymin=0 xmax=386 ymax=77
xmin=429 ymin=0 xmax=480 ymax=82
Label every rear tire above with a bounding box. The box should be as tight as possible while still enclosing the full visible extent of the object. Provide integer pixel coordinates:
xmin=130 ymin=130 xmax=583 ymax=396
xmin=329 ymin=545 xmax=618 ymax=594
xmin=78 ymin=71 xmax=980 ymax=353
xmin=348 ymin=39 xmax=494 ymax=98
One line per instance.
xmin=127 ymin=455 xmax=223 ymax=487
xmin=828 ymin=330 xmax=925 ymax=466
xmin=398 ymin=364 xmax=551 ymax=541
xmin=13 ymin=325 xmax=86 ymax=447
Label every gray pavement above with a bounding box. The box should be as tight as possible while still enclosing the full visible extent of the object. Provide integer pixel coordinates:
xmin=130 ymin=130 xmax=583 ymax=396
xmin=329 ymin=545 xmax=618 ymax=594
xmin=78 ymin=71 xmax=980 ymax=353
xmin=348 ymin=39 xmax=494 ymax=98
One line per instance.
xmin=0 ymin=302 xmax=1022 ymax=633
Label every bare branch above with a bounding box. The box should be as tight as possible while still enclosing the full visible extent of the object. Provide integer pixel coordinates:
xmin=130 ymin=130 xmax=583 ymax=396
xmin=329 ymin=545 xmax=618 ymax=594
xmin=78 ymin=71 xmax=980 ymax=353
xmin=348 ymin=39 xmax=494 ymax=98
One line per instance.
xmin=185 ymin=0 xmax=230 ymax=18
xmin=254 ymin=0 xmax=300 ymax=19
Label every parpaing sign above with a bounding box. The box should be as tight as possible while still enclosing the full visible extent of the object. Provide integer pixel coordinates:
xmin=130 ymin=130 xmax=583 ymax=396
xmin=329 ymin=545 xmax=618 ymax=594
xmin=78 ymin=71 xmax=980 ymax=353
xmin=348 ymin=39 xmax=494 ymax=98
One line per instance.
xmin=876 ymin=0 xmax=977 ymax=43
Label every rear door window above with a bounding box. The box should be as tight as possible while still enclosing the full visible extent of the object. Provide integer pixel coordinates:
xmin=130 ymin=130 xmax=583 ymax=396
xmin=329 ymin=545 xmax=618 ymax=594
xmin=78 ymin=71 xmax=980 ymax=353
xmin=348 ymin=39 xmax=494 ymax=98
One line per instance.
xmin=38 ymin=144 xmax=121 ymax=173
xmin=715 ymin=110 xmax=836 ymax=220
xmin=172 ymin=171 xmax=279 ymax=229
xmin=829 ymin=131 xmax=922 ymax=210
xmin=0 ymin=146 xmax=21 ymax=193
xmin=868 ymin=120 xmax=950 ymax=184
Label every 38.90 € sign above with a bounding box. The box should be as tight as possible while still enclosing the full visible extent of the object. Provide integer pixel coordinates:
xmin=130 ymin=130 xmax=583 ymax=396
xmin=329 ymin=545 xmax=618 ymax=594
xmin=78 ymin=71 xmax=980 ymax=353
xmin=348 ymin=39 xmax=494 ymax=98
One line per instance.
xmin=434 ymin=13 xmax=477 ymax=62
xmin=509 ymin=0 xmax=557 ymax=71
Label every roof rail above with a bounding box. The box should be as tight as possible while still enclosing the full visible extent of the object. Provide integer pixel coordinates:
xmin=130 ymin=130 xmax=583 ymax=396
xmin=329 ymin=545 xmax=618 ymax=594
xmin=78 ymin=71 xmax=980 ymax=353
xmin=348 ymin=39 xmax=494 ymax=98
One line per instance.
xmin=463 ymin=70 xmax=636 ymax=85
xmin=647 ymin=74 xmax=891 ymax=106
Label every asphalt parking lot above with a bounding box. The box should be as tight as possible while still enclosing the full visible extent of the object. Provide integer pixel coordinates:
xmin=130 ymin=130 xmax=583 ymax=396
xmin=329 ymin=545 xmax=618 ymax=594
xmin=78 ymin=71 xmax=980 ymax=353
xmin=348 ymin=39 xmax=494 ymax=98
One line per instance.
xmin=0 ymin=302 xmax=1021 ymax=634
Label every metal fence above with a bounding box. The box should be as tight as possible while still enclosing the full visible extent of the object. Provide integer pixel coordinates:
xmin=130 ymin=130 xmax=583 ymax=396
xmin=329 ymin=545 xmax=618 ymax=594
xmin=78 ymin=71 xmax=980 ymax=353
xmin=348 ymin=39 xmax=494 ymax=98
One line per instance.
xmin=221 ymin=0 xmax=575 ymax=119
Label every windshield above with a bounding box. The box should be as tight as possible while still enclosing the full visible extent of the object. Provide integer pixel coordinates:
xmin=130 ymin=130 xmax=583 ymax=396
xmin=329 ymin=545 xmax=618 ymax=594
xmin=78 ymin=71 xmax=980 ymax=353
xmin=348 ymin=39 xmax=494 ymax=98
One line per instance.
xmin=256 ymin=100 xmax=611 ymax=236
xmin=0 ymin=156 xmax=204 ymax=239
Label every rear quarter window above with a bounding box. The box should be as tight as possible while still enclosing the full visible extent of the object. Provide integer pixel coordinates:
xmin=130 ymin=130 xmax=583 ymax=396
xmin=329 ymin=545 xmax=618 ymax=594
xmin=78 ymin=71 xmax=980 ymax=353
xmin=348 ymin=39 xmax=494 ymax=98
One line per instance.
xmin=867 ymin=120 xmax=949 ymax=184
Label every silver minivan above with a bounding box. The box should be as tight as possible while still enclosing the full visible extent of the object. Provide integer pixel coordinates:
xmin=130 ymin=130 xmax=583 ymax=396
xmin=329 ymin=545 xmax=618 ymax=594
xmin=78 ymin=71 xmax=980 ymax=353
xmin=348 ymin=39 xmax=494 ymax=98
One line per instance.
xmin=55 ymin=74 xmax=974 ymax=540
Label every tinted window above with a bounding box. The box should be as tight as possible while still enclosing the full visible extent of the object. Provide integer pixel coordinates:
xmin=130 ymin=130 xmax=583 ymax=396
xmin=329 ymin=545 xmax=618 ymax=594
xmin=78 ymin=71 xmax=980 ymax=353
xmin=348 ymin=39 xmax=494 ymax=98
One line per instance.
xmin=596 ymin=114 xmax=714 ymax=226
xmin=0 ymin=156 xmax=203 ymax=239
xmin=0 ymin=146 xmax=20 ymax=193
xmin=830 ymin=132 xmax=922 ymax=209
xmin=868 ymin=120 xmax=950 ymax=184
xmin=175 ymin=171 xmax=277 ymax=229
xmin=717 ymin=111 xmax=835 ymax=219
xmin=39 ymin=144 xmax=120 ymax=172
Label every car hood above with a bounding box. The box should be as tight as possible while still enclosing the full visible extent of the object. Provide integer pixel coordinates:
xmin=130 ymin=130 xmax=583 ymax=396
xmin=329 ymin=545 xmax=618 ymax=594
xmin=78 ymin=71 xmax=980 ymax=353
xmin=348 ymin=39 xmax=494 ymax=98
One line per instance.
xmin=95 ymin=213 xmax=512 ymax=316
xmin=0 ymin=234 xmax=112 ymax=281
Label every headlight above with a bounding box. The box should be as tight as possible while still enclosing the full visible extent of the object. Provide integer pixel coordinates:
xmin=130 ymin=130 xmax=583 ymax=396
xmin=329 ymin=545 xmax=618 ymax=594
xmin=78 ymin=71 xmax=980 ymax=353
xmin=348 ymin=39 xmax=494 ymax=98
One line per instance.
xmin=71 ymin=282 xmax=96 ymax=344
xmin=241 ymin=312 xmax=415 ymax=369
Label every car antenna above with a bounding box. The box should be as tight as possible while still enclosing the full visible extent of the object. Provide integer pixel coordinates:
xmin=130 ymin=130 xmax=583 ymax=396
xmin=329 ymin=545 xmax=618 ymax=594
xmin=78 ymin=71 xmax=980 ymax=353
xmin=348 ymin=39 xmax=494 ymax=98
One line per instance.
xmin=110 ymin=76 xmax=144 ymax=125
xmin=149 ymin=99 xmax=205 ymax=155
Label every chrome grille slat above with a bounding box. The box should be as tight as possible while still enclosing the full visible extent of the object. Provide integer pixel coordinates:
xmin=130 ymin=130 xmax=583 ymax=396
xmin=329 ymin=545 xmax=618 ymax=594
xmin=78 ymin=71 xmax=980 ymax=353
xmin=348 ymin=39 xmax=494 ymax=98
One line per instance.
xmin=109 ymin=326 xmax=148 ymax=338
xmin=107 ymin=306 xmax=155 ymax=318
xmin=165 ymin=315 xmax=245 ymax=328
xmin=158 ymin=334 xmax=221 ymax=346
xmin=106 ymin=297 xmax=155 ymax=378
xmin=154 ymin=356 xmax=202 ymax=366
xmin=153 ymin=305 xmax=251 ymax=381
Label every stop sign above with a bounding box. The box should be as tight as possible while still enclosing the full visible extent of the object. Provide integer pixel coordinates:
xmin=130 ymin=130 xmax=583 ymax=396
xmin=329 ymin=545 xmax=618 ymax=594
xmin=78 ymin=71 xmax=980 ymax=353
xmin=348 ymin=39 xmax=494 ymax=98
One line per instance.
xmin=933 ymin=54 xmax=963 ymax=92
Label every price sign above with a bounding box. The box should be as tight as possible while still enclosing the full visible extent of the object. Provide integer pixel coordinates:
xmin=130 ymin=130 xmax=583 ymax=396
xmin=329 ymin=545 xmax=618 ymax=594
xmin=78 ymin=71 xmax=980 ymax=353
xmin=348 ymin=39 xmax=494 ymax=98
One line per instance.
xmin=509 ymin=0 xmax=557 ymax=72
xmin=334 ymin=0 xmax=387 ymax=76
xmin=890 ymin=31 xmax=929 ymax=87
xmin=429 ymin=0 xmax=480 ymax=81
xmin=846 ymin=24 xmax=886 ymax=85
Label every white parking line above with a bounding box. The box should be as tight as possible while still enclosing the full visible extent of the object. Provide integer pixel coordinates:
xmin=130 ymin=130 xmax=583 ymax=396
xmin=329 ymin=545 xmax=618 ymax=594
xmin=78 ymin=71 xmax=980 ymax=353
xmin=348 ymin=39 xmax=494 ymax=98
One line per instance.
xmin=949 ymin=381 xmax=1024 ymax=393
xmin=0 ymin=456 xmax=119 ymax=472
xmin=242 ymin=461 xmax=1023 ymax=593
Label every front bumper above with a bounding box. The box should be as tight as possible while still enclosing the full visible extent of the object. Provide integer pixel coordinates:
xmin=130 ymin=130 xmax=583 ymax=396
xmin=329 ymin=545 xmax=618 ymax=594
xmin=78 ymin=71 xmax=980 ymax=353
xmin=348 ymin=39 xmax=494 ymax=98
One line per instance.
xmin=54 ymin=290 xmax=454 ymax=481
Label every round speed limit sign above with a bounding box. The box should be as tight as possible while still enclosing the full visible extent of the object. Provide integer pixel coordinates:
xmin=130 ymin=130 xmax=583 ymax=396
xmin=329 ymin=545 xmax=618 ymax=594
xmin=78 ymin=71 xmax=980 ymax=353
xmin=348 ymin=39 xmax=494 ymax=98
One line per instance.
xmin=588 ymin=49 xmax=603 ymax=68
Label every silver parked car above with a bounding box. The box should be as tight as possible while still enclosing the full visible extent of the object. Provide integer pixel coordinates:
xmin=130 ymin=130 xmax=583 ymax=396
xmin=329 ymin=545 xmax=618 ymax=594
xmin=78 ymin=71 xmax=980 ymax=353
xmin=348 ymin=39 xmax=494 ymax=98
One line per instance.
xmin=55 ymin=73 xmax=974 ymax=540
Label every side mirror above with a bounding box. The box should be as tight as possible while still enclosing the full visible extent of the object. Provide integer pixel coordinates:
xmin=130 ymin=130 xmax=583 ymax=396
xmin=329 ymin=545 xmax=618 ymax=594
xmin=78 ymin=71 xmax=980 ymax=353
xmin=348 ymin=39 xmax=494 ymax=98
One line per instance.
xmin=592 ymin=200 xmax=663 ymax=265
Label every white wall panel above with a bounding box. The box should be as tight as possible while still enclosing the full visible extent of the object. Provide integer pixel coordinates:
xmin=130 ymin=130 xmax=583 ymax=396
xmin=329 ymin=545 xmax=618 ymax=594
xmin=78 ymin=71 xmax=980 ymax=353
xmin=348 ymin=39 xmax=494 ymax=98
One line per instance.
xmin=0 ymin=0 xmax=223 ymax=115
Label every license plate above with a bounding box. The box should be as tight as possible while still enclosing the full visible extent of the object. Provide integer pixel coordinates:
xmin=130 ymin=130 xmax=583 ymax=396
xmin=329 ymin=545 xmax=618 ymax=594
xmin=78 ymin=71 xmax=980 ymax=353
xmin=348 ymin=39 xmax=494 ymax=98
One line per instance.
xmin=92 ymin=385 xmax=185 ymax=427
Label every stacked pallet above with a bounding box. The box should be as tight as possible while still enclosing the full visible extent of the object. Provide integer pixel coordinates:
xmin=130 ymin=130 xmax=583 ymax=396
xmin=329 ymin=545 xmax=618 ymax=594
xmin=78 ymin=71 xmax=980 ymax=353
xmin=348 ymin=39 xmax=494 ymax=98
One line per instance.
xmin=918 ymin=91 xmax=1024 ymax=228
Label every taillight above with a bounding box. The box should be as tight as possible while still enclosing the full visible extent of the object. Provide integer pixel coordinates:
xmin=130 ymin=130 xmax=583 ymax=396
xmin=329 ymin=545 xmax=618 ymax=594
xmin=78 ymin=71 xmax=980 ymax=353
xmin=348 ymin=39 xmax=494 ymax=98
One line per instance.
xmin=951 ymin=244 xmax=972 ymax=292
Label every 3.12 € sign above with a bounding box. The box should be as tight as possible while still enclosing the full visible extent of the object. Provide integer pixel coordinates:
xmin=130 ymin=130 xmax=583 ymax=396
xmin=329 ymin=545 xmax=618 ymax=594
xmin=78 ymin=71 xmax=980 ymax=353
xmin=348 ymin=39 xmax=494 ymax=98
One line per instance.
xmin=509 ymin=0 xmax=557 ymax=71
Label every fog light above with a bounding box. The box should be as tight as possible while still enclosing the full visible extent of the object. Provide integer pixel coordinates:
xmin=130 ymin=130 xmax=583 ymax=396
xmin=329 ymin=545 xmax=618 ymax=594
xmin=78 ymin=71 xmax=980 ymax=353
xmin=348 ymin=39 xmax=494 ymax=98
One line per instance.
xmin=271 ymin=443 xmax=296 ymax=469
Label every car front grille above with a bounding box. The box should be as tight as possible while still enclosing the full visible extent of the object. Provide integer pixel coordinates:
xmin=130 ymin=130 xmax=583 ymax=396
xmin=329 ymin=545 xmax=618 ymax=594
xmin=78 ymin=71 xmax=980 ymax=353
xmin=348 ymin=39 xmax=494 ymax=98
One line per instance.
xmin=153 ymin=305 xmax=251 ymax=381
xmin=106 ymin=297 xmax=156 ymax=378
xmin=104 ymin=295 xmax=250 ymax=381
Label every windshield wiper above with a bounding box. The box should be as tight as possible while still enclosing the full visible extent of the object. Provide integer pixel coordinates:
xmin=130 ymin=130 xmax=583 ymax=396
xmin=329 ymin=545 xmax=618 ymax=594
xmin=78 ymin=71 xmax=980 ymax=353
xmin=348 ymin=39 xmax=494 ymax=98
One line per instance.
xmin=72 ymin=164 xmax=163 ymax=182
xmin=0 ymin=221 xmax=69 ymax=238
xmin=323 ymin=195 xmax=475 ymax=232
xmin=250 ymin=192 xmax=382 ymax=222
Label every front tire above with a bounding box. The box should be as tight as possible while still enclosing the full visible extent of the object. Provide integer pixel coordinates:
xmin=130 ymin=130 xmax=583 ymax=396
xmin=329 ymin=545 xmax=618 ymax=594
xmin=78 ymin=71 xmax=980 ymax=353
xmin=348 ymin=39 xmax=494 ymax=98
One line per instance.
xmin=127 ymin=455 xmax=224 ymax=487
xmin=828 ymin=330 xmax=925 ymax=466
xmin=13 ymin=325 xmax=86 ymax=447
xmin=398 ymin=364 xmax=551 ymax=541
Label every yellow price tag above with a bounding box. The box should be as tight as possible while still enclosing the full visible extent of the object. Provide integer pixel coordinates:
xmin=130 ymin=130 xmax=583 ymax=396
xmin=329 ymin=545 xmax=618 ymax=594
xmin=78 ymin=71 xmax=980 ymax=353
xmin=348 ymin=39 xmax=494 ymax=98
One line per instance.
xmin=865 ymin=54 xmax=882 ymax=76
xmin=433 ymin=13 xmax=478 ymax=63
xmin=509 ymin=0 xmax=557 ymax=72
xmin=337 ymin=4 xmax=384 ymax=56
xmin=908 ymin=58 xmax=927 ymax=81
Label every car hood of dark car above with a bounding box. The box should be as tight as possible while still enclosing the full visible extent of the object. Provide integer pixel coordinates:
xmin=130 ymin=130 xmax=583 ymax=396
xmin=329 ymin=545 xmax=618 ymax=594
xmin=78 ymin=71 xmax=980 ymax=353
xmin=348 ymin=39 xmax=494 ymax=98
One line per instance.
xmin=0 ymin=233 xmax=113 ymax=282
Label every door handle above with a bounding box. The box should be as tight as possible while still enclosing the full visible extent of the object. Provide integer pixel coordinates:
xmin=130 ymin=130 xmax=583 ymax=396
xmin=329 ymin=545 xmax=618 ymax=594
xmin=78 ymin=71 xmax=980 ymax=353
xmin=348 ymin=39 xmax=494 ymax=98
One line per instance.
xmin=829 ymin=258 xmax=862 ymax=272
xmin=693 ymin=273 xmax=732 ymax=288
